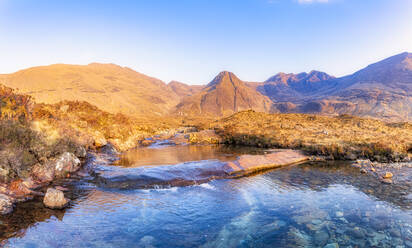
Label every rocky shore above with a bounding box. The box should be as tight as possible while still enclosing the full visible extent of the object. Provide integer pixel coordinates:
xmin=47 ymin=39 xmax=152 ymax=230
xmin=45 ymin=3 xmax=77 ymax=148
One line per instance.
xmin=0 ymin=150 xmax=86 ymax=215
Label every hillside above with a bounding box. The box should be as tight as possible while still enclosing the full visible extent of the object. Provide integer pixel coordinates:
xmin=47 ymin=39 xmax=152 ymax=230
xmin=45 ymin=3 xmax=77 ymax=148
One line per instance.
xmin=168 ymin=81 xmax=203 ymax=98
xmin=0 ymin=63 xmax=180 ymax=117
xmin=174 ymin=71 xmax=273 ymax=116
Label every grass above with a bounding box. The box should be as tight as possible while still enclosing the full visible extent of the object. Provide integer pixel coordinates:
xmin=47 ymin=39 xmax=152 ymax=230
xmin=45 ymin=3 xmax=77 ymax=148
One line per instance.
xmin=210 ymin=110 xmax=412 ymax=162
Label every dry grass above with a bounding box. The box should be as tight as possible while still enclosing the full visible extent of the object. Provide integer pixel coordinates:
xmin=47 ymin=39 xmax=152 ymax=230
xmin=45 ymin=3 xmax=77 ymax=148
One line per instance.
xmin=32 ymin=101 xmax=187 ymax=151
xmin=211 ymin=110 xmax=412 ymax=161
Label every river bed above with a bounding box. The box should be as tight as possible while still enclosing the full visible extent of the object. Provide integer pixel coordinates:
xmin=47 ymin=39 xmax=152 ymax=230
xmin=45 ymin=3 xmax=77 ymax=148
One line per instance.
xmin=1 ymin=145 xmax=411 ymax=247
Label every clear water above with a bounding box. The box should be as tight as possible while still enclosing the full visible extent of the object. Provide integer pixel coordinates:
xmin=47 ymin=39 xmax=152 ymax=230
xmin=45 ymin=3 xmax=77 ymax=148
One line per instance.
xmin=1 ymin=145 xmax=411 ymax=248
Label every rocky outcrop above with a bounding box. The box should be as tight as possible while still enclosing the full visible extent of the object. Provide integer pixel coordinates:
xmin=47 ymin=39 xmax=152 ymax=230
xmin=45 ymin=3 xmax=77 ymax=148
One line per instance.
xmin=43 ymin=188 xmax=69 ymax=209
xmin=31 ymin=152 xmax=81 ymax=182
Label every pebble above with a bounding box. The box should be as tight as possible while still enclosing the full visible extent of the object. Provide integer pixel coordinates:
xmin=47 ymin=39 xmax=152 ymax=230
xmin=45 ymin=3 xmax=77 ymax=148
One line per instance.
xmin=381 ymin=179 xmax=393 ymax=184
xmin=335 ymin=211 xmax=344 ymax=217
xmin=323 ymin=243 xmax=339 ymax=248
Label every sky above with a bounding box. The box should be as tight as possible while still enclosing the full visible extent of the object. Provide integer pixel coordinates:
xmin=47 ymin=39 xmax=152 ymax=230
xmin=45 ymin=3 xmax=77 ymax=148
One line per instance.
xmin=0 ymin=0 xmax=411 ymax=84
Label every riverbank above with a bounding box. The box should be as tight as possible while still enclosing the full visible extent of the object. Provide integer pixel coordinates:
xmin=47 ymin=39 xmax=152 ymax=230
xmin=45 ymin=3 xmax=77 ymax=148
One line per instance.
xmin=208 ymin=110 xmax=412 ymax=163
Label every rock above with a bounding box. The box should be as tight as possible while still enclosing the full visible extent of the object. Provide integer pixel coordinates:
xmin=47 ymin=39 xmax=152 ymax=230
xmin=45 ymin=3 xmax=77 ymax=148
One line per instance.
xmin=140 ymin=139 xmax=155 ymax=146
xmin=74 ymin=146 xmax=87 ymax=158
xmin=0 ymin=193 xmax=14 ymax=215
xmin=346 ymin=227 xmax=365 ymax=239
xmin=335 ymin=211 xmax=344 ymax=217
xmin=43 ymin=188 xmax=69 ymax=209
xmin=381 ymin=178 xmax=393 ymax=184
xmin=383 ymin=172 xmax=393 ymax=179
xmin=93 ymin=131 xmax=107 ymax=147
xmin=389 ymin=228 xmax=401 ymax=237
xmin=100 ymin=143 xmax=119 ymax=155
xmin=223 ymin=150 xmax=308 ymax=175
xmin=53 ymin=152 xmax=81 ymax=178
xmin=314 ymin=230 xmax=329 ymax=246
xmin=138 ymin=235 xmax=156 ymax=248
xmin=360 ymin=168 xmax=367 ymax=174
xmin=31 ymin=152 xmax=81 ymax=182
xmin=323 ymin=243 xmax=339 ymax=248
xmin=31 ymin=163 xmax=55 ymax=183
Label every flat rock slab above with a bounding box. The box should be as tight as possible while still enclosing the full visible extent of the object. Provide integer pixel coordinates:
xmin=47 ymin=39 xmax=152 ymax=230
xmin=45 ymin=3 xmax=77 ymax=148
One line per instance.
xmin=95 ymin=149 xmax=309 ymax=189
xmin=223 ymin=149 xmax=309 ymax=176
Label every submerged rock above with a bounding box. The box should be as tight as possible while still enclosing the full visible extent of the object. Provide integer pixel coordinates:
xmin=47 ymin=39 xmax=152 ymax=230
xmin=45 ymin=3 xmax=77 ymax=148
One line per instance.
xmin=43 ymin=188 xmax=69 ymax=209
xmin=383 ymin=172 xmax=393 ymax=179
xmin=0 ymin=193 xmax=14 ymax=215
xmin=323 ymin=243 xmax=339 ymax=248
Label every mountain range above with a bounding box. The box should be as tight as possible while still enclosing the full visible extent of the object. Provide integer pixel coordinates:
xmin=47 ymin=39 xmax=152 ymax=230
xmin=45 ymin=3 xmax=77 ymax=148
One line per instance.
xmin=0 ymin=52 xmax=411 ymax=121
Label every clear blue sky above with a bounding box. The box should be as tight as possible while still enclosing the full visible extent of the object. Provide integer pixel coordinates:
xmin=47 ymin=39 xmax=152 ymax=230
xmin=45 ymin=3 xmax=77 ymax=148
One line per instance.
xmin=1 ymin=0 xmax=411 ymax=84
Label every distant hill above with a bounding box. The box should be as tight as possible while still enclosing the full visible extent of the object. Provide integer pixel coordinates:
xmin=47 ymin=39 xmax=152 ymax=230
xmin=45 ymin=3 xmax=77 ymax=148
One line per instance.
xmin=174 ymin=71 xmax=273 ymax=116
xmin=0 ymin=63 xmax=180 ymax=117
xmin=168 ymin=81 xmax=203 ymax=98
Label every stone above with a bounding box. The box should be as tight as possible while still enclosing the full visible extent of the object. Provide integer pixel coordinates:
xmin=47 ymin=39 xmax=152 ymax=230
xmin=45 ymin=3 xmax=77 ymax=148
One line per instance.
xmin=381 ymin=179 xmax=393 ymax=184
xmin=314 ymin=230 xmax=329 ymax=246
xmin=74 ymin=146 xmax=87 ymax=158
xmin=93 ymin=131 xmax=107 ymax=147
xmin=43 ymin=188 xmax=69 ymax=209
xmin=0 ymin=193 xmax=14 ymax=215
xmin=138 ymin=235 xmax=156 ymax=248
xmin=346 ymin=227 xmax=365 ymax=239
xmin=335 ymin=211 xmax=344 ymax=217
xmin=53 ymin=152 xmax=81 ymax=178
xmin=360 ymin=168 xmax=367 ymax=174
xmin=100 ymin=143 xmax=119 ymax=155
xmin=31 ymin=163 xmax=55 ymax=183
xmin=141 ymin=139 xmax=155 ymax=146
xmin=389 ymin=228 xmax=401 ymax=237
xmin=223 ymin=150 xmax=308 ymax=175
xmin=383 ymin=172 xmax=393 ymax=179
xmin=323 ymin=243 xmax=339 ymax=248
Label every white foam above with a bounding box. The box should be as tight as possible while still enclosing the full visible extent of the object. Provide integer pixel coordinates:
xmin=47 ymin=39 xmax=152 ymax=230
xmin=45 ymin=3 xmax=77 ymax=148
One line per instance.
xmin=198 ymin=183 xmax=216 ymax=190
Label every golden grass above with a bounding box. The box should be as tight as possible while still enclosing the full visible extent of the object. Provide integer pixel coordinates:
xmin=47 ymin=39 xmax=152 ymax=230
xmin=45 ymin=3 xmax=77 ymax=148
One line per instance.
xmin=210 ymin=110 xmax=412 ymax=161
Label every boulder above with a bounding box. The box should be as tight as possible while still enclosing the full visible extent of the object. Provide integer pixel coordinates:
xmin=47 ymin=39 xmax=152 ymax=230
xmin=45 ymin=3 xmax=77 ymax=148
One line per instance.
xmin=43 ymin=188 xmax=69 ymax=209
xmin=53 ymin=152 xmax=81 ymax=178
xmin=74 ymin=146 xmax=87 ymax=158
xmin=31 ymin=162 xmax=55 ymax=183
xmin=31 ymin=152 xmax=81 ymax=182
xmin=0 ymin=193 xmax=14 ymax=215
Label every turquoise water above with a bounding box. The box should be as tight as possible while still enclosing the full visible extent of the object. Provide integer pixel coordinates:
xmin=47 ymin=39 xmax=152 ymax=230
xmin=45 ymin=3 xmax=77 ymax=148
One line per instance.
xmin=1 ymin=145 xmax=411 ymax=247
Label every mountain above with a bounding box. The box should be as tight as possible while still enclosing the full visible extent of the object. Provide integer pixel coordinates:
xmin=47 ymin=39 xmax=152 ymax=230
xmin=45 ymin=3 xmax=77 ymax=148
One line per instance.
xmin=168 ymin=81 xmax=203 ymax=98
xmin=263 ymin=52 xmax=412 ymax=121
xmin=174 ymin=71 xmax=273 ymax=116
xmin=0 ymin=63 xmax=180 ymax=117
xmin=249 ymin=70 xmax=335 ymax=102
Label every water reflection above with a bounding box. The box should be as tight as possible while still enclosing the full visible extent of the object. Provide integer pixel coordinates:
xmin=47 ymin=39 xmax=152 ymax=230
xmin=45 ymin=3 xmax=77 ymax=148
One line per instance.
xmin=115 ymin=145 xmax=265 ymax=167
